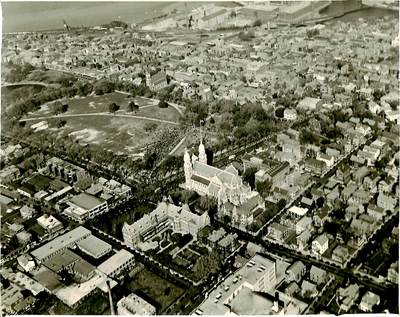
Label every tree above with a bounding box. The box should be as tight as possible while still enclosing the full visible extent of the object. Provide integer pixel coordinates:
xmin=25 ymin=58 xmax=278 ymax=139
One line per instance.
xmin=256 ymin=180 xmax=272 ymax=198
xmin=108 ymin=102 xmax=119 ymax=113
xmin=253 ymin=19 xmax=262 ymax=27
xmin=275 ymin=107 xmax=285 ymax=118
xmin=144 ymin=122 xmax=157 ymax=132
xmin=243 ymin=166 xmax=257 ymax=189
xmin=158 ymin=99 xmax=169 ymax=108
xmin=277 ymin=199 xmax=287 ymax=210
xmin=193 ymin=251 xmax=221 ymax=280
xmin=199 ymin=196 xmax=217 ymax=211
xmin=75 ymin=174 xmax=93 ymax=190
xmin=127 ymin=100 xmax=139 ymax=112
xmin=51 ymin=101 xmax=68 ymax=115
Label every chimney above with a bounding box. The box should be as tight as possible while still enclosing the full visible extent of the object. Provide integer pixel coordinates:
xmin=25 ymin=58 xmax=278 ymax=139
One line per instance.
xmin=106 ymin=279 xmax=115 ymax=315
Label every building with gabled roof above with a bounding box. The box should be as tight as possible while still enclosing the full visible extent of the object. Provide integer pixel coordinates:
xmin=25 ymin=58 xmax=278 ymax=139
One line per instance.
xmin=123 ymin=201 xmax=210 ymax=249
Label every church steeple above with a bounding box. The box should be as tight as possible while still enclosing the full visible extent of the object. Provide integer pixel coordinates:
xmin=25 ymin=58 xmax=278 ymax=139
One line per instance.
xmin=184 ymin=148 xmax=193 ymax=189
xmin=198 ymin=124 xmax=207 ymax=165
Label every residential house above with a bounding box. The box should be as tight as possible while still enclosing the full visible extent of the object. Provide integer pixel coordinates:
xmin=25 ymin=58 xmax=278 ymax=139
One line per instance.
xmin=309 ymin=265 xmax=328 ymax=285
xmin=359 ymin=291 xmax=380 ymax=313
xmin=217 ymin=233 xmax=238 ymax=258
xmin=387 ymin=261 xmax=398 ymax=283
xmin=345 ymin=205 xmax=359 ymax=221
xmin=268 ymin=223 xmax=289 ymax=242
xmin=297 ymin=230 xmax=312 ymax=251
xmin=367 ymin=204 xmax=385 ymax=221
xmin=295 ymin=216 xmax=312 ymax=235
xmin=349 ymin=189 xmax=370 ymax=206
xmin=311 ymin=234 xmax=329 ymax=256
xmin=304 ymin=158 xmax=326 ymax=175
xmin=313 ymin=206 xmax=330 ymax=227
xmin=332 ymin=245 xmax=349 ymax=265
xmin=286 ymin=261 xmax=306 ymax=283
xmin=377 ymin=192 xmax=397 ymax=211
xmin=338 ymin=284 xmax=360 ymax=312
xmin=0 ymin=165 xmax=20 ymax=183
xmin=316 ymin=153 xmax=334 ymax=168
xmin=301 ymin=280 xmax=318 ymax=298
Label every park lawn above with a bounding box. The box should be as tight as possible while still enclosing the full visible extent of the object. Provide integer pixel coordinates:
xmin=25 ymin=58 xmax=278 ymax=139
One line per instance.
xmin=137 ymin=105 xmax=181 ymax=122
xmin=26 ymin=92 xmax=181 ymax=122
xmin=126 ymin=268 xmax=184 ymax=313
xmin=53 ymin=115 xmax=170 ymax=155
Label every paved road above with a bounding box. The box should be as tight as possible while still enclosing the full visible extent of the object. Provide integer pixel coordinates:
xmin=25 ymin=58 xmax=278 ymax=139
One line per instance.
xmin=1 ymin=81 xmax=55 ymax=88
xmin=19 ymin=112 xmax=179 ymax=125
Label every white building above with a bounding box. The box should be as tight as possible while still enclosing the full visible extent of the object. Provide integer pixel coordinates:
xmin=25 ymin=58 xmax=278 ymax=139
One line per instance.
xmin=123 ymin=201 xmax=210 ymax=249
xmin=311 ymin=234 xmax=329 ymax=256
xmin=64 ymin=193 xmax=108 ymax=223
xmin=17 ymin=254 xmax=36 ymax=272
xmin=184 ymin=141 xmax=257 ymax=215
xmin=284 ymin=108 xmax=298 ymax=121
xmin=117 ymin=293 xmax=156 ymax=315
xmin=97 ymin=249 xmax=135 ymax=279
xmin=37 ymin=214 xmax=63 ymax=233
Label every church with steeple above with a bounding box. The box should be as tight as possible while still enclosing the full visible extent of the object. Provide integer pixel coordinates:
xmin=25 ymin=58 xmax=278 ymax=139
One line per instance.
xmin=184 ymin=138 xmax=264 ymax=226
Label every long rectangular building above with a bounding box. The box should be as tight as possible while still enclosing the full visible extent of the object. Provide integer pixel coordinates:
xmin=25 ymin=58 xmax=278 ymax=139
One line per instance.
xmin=31 ymin=226 xmax=91 ymax=262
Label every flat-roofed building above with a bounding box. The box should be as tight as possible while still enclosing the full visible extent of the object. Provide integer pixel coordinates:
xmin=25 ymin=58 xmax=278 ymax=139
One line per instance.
xmin=37 ymin=214 xmax=63 ymax=233
xmin=194 ymin=254 xmax=306 ymax=315
xmin=117 ymin=293 xmax=156 ymax=315
xmin=97 ymin=249 xmax=135 ymax=279
xmin=76 ymin=235 xmax=112 ymax=259
xmin=43 ymin=249 xmax=80 ymax=273
xmin=31 ymin=226 xmax=91 ymax=263
xmin=65 ymin=193 xmax=108 ymax=223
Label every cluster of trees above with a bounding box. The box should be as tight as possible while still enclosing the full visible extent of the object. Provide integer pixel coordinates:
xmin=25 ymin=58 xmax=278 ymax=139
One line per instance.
xmin=255 ymin=179 xmax=272 ymax=198
xmin=238 ymin=30 xmax=256 ymax=41
xmin=5 ymin=80 xmax=94 ymax=120
xmin=94 ymin=80 xmax=116 ymax=95
xmin=2 ymin=62 xmax=35 ymax=82
xmin=300 ymin=129 xmax=320 ymax=145
xmin=51 ymin=100 xmax=68 ymax=115
xmin=306 ymin=28 xmax=320 ymax=38
xmin=192 ymin=250 xmax=222 ymax=281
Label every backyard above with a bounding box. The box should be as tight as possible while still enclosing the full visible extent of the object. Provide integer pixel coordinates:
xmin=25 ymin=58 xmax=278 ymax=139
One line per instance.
xmin=125 ymin=268 xmax=185 ymax=313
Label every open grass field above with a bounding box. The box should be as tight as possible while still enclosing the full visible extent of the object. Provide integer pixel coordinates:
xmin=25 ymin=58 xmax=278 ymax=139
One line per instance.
xmin=126 ymin=268 xmax=184 ymax=313
xmin=25 ymin=92 xmax=182 ymax=155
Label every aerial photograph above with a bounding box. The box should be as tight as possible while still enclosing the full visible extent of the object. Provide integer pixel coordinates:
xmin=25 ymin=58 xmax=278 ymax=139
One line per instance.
xmin=0 ymin=0 xmax=399 ymax=315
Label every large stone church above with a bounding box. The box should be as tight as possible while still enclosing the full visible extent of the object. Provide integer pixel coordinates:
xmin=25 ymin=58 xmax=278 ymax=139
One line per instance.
xmin=184 ymin=140 xmax=264 ymax=226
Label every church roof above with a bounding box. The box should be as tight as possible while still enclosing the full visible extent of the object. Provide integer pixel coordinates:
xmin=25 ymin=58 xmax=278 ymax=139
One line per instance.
xmin=191 ymin=174 xmax=210 ymax=185
xmin=193 ymin=161 xmax=243 ymax=187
